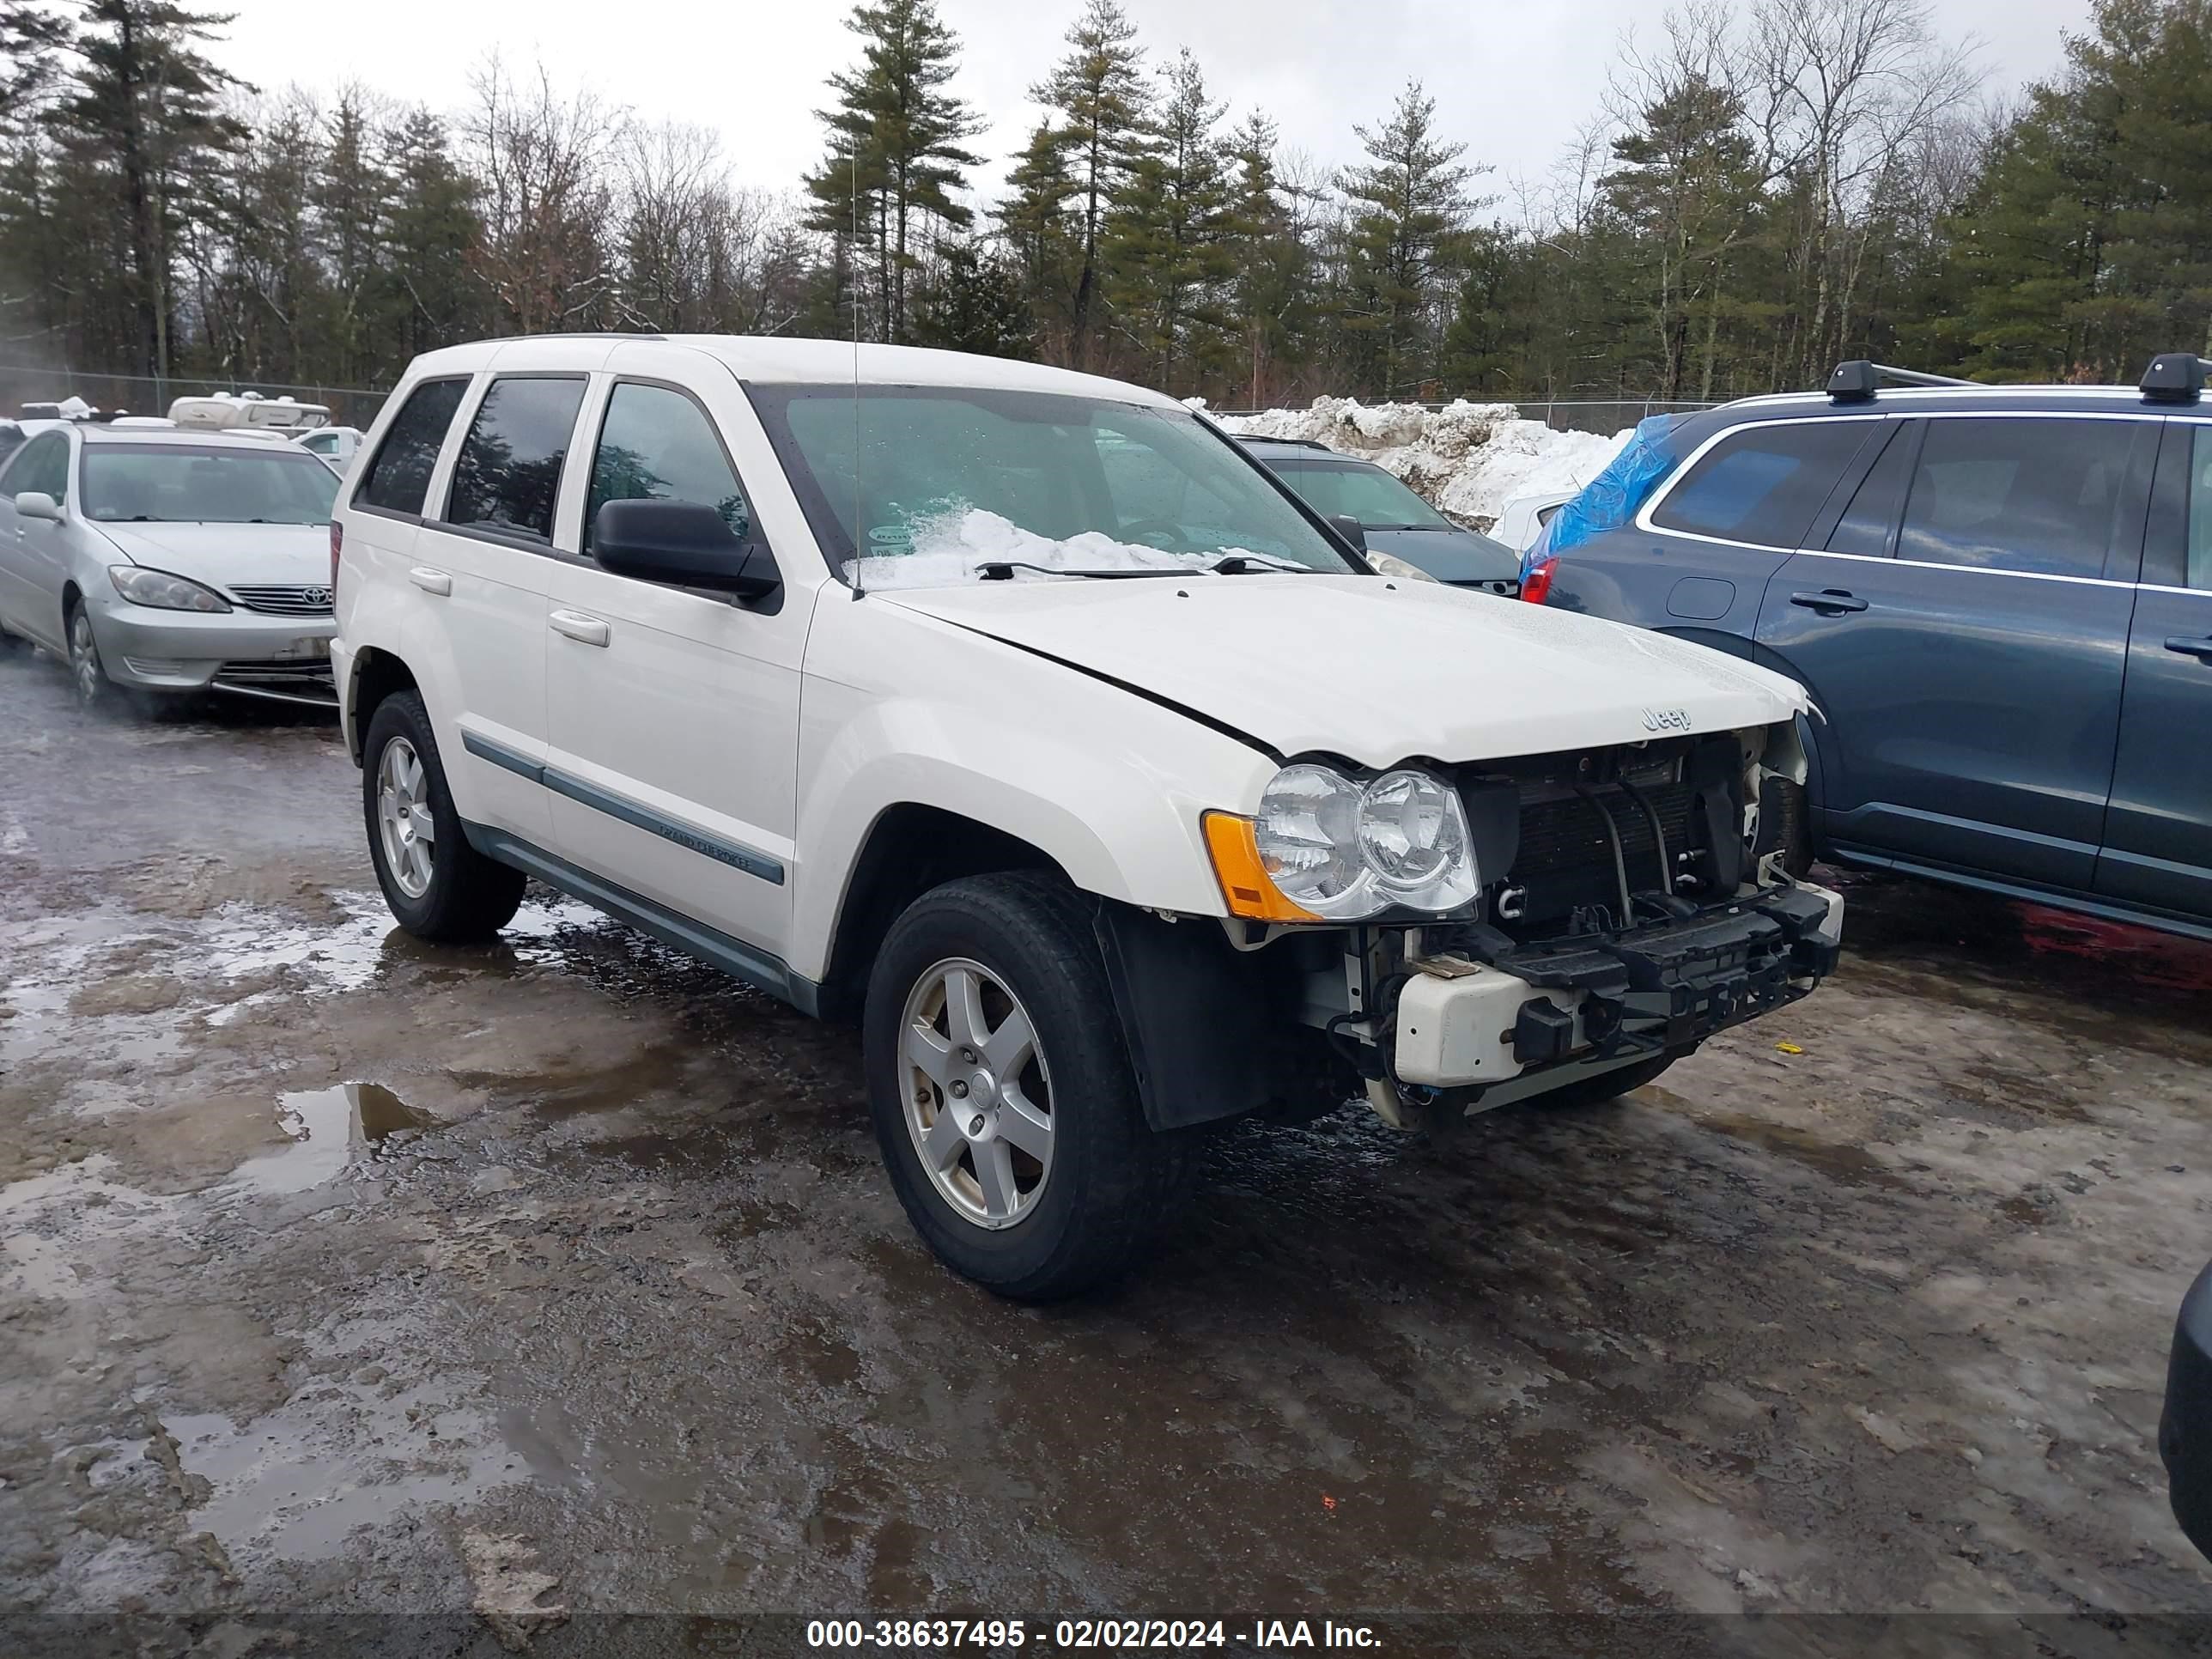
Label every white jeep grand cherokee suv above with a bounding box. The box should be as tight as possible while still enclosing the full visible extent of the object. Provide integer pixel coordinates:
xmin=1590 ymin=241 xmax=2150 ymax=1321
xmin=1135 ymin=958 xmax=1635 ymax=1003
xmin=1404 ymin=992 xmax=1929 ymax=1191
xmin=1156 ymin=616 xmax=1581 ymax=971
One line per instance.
xmin=332 ymin=334 xmax=1842 ymax=1299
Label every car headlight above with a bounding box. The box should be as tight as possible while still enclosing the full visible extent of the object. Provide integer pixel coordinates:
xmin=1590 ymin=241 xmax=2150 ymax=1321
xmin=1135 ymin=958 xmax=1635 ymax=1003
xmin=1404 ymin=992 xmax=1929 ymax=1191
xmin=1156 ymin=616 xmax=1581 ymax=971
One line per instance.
xmin=1365 ymin=550 xmax=1439 ymax=583
xmin=108 ymin=565 xmax=232 ymax=612
xmin=1244 ymin=763 xmax=1480 ymax=920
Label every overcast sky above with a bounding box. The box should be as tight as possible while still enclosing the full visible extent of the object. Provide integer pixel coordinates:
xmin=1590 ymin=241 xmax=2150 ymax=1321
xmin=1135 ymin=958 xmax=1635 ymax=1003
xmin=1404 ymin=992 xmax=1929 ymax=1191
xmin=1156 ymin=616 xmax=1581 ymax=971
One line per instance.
xmin=216 ymin=0 xmax=2092 ymax=210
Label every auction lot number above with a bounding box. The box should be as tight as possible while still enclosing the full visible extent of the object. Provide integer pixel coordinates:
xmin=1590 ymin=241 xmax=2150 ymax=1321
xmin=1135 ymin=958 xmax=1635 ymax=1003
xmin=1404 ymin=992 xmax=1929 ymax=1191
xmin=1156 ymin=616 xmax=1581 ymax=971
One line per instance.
xmin=807 ymin=1620 xmax=1232 ymax=1649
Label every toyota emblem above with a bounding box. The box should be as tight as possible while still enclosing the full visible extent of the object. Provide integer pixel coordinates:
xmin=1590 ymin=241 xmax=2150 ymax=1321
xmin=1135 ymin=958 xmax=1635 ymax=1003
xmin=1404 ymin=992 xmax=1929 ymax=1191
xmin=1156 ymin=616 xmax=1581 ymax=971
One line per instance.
xmin=304 ymin=586 xmax=332 ymax=605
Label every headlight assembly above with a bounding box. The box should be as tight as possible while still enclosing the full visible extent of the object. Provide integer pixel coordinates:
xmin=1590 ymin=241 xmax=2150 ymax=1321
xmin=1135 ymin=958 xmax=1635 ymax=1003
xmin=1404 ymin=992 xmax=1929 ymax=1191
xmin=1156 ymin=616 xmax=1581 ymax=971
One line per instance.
xmin=1213 ymin=763 xmax=1480 ymax=921
xmin=108 ymin=566 xmax=232 ymax=613
xmin=1364 ymin=550 xmax=1439 ymax=583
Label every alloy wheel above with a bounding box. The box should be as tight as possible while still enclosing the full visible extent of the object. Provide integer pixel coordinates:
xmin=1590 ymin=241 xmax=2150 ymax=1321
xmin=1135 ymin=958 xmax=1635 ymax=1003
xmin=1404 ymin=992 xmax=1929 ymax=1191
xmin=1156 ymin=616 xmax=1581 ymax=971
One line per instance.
xmin=899 ymin=957 xmax=1055 ymax=1229
xmin=69 ymin=611 xmax=103 ymax=705
xmin=375 ymin=736 xmax=437 ymax=899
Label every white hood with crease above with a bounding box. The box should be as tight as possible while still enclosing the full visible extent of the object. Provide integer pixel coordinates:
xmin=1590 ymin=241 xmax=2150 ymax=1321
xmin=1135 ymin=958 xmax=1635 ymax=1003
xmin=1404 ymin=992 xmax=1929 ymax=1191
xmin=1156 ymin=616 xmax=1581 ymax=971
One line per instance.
xmin=877 ymin=574 xmax=1808 ymax=769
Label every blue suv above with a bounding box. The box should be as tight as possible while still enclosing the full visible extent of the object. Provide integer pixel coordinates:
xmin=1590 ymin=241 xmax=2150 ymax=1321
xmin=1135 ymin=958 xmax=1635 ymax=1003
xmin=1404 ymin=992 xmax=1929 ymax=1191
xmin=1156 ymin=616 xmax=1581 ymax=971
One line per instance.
xmin=1527 ymin=356 xmax=2212 ymax=940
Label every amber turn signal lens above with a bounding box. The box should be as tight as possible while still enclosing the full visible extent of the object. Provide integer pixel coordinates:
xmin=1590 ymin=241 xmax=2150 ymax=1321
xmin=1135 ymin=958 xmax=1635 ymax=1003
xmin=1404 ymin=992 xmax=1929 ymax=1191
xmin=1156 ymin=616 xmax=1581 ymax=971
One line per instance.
xmin=1202 ymin=811 xmax=1321 ymax=924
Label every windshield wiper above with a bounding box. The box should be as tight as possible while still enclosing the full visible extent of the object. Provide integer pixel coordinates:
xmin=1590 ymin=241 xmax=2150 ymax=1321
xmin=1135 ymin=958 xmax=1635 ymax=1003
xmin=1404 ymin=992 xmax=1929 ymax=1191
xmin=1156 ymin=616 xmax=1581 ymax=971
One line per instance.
xmin=976 ymin=561 xmax=1191 ymax=581
xmin=1210 ymin=553 xmax=1315 ymax=574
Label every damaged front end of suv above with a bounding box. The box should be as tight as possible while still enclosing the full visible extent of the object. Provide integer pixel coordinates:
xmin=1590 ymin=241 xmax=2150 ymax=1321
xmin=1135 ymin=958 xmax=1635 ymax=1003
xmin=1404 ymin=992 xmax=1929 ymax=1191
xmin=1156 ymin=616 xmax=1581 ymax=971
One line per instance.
xmin=1153 ymin=716 xmax=1839 ymax=1134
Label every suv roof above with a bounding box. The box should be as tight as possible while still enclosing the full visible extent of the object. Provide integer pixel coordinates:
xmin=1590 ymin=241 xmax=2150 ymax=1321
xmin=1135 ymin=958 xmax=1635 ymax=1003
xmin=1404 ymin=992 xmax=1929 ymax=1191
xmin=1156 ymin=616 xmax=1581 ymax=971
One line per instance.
xmin=398 ymin=333 xmax=1182 ymax=407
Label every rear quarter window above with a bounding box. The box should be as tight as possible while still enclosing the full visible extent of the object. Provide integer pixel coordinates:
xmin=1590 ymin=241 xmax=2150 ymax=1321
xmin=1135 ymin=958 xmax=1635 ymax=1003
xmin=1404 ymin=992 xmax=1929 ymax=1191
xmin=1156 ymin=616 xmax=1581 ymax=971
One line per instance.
xmin=1650 ymin=421 xmax=1871 ymax=550
xmin=355 ymin=378 xmax=468 ymax=516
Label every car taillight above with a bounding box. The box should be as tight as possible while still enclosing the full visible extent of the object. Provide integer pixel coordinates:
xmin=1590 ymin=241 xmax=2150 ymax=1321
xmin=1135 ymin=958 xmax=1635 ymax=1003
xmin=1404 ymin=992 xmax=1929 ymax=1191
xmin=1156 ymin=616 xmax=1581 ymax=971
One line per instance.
xmin=1520 ymin=555 xmax=1557 ymax=605
xmin=330 ymin=520 xmax=343 ymax=593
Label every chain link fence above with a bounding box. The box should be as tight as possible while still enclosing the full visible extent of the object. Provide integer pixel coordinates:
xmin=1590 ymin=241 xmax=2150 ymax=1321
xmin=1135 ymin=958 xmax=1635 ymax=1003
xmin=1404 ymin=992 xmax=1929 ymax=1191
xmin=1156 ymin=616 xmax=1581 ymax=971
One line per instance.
xmin=0 ymin=363 xmax=391 ymax=431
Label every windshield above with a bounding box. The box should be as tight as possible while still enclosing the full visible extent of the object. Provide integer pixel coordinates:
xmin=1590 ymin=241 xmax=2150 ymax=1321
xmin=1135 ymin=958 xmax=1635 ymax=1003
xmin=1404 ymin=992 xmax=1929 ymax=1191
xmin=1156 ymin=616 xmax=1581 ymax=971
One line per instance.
xmin=747 ymin=386 xmax=1361 ymax=587
xmin=1264 ymin=458 xmax=1455 ymax=531
xmin=82 ymin=444 xmax=341 ymax=525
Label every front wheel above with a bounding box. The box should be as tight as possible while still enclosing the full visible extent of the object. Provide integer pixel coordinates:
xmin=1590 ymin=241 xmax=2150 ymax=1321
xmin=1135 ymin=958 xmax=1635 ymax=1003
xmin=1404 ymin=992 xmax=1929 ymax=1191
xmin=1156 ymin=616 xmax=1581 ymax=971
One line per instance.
xmin=362 ymin=690 xmax=526 ymax=942
xmin=67 ymin=604 xmax=113 ymax=709
xmin=863 ymin=872 xmax=1188 ymax=1301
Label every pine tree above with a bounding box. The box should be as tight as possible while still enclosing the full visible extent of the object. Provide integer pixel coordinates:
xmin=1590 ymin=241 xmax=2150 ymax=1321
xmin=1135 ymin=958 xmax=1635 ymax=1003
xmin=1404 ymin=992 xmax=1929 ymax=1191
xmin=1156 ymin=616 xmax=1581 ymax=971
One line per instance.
xmin=996 ymin=121 xmax=1079 ymax=355
xmin=1101 ymin=50 xmax=1237 ymax=392
xmin=1224 ymin=110 xmax=1316 ymax=407
xmin=381 ymin=105 xmax=484 ymax=362
xmin=1338 ymin=81 xmax=1485 ymax=398
xmin=912 ymin=236 xmax=1032 ymax=358
xmin=1029 ymin=0 xmax=1148 ymax=368
xmin=316 ymin=87 xmax=393 ymax=384
xmin=0 ymin=0 xmax=70 ymax=122
xmin=1595 ymin=75 xmax=1765 ymax=400
xmin=47 ymin=0 xmax=246 ymax=382
xmin=803 ymin=0 xmax=981 ymax=344
xmin=1936 ymin=0 xmax=2212 ymax=379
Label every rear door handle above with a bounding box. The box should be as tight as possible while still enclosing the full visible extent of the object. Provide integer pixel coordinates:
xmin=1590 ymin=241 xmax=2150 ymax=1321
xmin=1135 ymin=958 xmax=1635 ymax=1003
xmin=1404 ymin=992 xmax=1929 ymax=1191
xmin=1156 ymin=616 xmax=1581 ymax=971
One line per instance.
xmin=2166 ymin=635 xmax=2212 ymax=661
xmin=550 ymin=610 xmax=610 ymax=647
xmin=407 ymin=567 xmax=452 ymax=597
xmin=1790 ymin=589 xmax=1869 ymax=615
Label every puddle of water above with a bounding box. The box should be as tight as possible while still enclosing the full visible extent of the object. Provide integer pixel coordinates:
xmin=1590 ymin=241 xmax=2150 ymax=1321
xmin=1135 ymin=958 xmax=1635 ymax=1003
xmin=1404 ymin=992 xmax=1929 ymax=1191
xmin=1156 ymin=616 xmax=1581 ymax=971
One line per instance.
xmin=224 ymin=1083 xmax=441 ymax=1197
xmin=0 ymin=1156 xmax=186 ymax=1302
xmin=169 ymin=1373 xmax=526 ymax=1563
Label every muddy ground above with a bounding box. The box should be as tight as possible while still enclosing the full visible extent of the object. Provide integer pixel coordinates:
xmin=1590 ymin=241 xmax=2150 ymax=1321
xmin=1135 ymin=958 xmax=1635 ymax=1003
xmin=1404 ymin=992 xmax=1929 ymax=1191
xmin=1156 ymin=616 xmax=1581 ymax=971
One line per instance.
xmin=3 ymin=640 xmax=2212 ymax=1657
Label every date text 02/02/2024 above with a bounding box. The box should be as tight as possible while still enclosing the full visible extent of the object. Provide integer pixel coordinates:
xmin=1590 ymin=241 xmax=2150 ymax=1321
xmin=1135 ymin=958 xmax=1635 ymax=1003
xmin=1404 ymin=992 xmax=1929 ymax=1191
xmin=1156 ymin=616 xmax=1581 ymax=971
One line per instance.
xmin=803 ymin=1620 xmax=1383 ymax=1650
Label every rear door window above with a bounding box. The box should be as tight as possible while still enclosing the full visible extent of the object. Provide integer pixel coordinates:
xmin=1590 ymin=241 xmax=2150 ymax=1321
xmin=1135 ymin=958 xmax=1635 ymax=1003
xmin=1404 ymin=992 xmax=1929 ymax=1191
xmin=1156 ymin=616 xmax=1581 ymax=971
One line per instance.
xmin=444 ymin=376 xmax=588 ymax=545
xmin=1824 ymin=422 xmax=1917 ymax=557
xmin=1650 ymin=420 xmax=1870 ymax=549
xmin=1896 ymin=417 xmax=2135 ymax=579
xmin=356 ymin=378 xmax=466 ymax=515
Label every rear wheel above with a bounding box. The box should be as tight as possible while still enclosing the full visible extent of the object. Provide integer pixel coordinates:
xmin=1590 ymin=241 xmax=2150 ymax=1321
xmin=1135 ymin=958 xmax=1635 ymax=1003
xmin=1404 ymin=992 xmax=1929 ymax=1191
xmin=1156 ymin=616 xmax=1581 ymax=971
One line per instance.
xmin=362 ymin=690 xmax=526 ymax=942
xmin=864 ymin=872 xmax=1189 ymax=1301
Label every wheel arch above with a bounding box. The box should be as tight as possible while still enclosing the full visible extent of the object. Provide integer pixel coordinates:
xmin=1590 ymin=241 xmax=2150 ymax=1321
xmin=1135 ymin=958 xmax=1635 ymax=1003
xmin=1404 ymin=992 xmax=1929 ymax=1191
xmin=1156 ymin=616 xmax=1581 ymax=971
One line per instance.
xmin=817 ymin=803 xmax=1071 ymax=1021
xmin=346 ymin=647 xmax=419 ymax=765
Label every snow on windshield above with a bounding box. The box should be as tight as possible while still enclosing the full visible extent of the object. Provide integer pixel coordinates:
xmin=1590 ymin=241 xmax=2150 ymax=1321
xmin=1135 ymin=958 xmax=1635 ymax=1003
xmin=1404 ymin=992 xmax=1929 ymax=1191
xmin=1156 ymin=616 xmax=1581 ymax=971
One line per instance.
xmin=855 ymin=506 xmax=1260 ymax=590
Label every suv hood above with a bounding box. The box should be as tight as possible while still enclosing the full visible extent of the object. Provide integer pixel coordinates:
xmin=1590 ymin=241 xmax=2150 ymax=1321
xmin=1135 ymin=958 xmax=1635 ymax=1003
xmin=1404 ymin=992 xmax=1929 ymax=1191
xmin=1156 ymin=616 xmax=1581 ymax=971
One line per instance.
xmin=877 ymin=574 xmax=1808 ymax=767
xmin=91 ymin=520 xmax=331 ymax=590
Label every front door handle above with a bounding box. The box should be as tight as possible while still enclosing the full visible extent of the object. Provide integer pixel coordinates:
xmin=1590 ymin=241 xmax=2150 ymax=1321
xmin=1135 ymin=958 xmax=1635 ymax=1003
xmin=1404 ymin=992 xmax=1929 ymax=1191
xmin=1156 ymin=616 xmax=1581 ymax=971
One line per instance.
xmin=1790 ymin=589 xmax=1869 ymax=615
xmin=2166 ymin=635 xmax=2212 ymax=661
xmin=407 ymin=567 xmax=452 ymax=597
xmin=550 ymin=610 xmax=611 ymax=647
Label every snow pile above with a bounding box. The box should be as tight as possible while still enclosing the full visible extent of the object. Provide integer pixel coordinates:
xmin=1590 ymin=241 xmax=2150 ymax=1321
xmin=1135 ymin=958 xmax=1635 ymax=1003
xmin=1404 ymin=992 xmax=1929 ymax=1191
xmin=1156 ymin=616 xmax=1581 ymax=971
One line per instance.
xmin=855 ymin=506 xmax=1231 ymax=591
xmin=1222 ymin=397 xmax=1630 ymax=530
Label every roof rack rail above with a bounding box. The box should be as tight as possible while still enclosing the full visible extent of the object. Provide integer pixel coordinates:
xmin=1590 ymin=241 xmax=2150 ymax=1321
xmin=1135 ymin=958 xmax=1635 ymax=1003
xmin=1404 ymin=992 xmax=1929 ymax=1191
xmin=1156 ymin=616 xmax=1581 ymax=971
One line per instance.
xmin=2141 ymin=353 xmax=2209 ymax=404
xmin=1826 ymin=360 xmax=1976 ymax=404
xmin=1239 ymin=435 xmax=1334 ymax=450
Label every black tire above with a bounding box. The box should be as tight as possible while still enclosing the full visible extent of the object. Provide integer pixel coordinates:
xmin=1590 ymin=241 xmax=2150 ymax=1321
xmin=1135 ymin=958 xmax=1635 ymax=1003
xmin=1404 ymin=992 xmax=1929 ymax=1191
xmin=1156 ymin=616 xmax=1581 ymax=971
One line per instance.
xmin=362 ymin=690 xmax=526 ymax=942
xmin=65 ymin=601 xmax=115 ymax=710
xmin=1529 ymin=1053 xmax=1678 ymax=1110
xmin=863 ymin=872 xmax=1190 ymax=1301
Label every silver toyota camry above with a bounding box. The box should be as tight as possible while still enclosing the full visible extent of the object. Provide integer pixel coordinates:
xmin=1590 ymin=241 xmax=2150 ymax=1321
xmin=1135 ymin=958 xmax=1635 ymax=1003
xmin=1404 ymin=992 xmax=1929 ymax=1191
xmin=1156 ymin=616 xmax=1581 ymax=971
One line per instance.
xmin=0 ymin=422 xmax=341 ymax=713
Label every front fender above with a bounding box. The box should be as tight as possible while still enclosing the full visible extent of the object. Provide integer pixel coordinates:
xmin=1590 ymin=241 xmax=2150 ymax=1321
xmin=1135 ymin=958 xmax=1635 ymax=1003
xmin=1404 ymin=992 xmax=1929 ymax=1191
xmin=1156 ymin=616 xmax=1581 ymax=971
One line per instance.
xmin=789 ymin=600 xmax=1279 ymax=984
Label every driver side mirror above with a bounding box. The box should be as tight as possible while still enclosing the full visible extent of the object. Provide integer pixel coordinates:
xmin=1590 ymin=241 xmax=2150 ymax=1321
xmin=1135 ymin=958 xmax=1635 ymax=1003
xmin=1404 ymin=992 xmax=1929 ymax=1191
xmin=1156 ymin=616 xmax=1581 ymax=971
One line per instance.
xmin=1328 ymin=512 xmax=1368 ymax=553
xmin=14 ymin=490 xmax=61 ymax=522
xmin=593 ymin=499 xmax=781 ymax=603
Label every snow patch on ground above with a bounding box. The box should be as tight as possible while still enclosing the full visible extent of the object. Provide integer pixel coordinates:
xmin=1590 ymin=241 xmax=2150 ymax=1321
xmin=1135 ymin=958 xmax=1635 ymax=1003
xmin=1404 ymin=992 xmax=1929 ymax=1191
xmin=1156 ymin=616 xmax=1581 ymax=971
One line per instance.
xmin=1221 ymin=397 xmax=1630 ymax=529
xmin=855 ymin=507 xmax=1230 ymax=590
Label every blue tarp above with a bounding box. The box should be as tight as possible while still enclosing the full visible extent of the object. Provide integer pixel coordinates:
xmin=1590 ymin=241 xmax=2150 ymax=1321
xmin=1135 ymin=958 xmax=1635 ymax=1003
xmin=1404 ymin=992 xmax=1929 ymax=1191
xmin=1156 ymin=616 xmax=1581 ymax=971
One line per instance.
xmin=1534 ymin=414 xmax=1686 ymax=561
